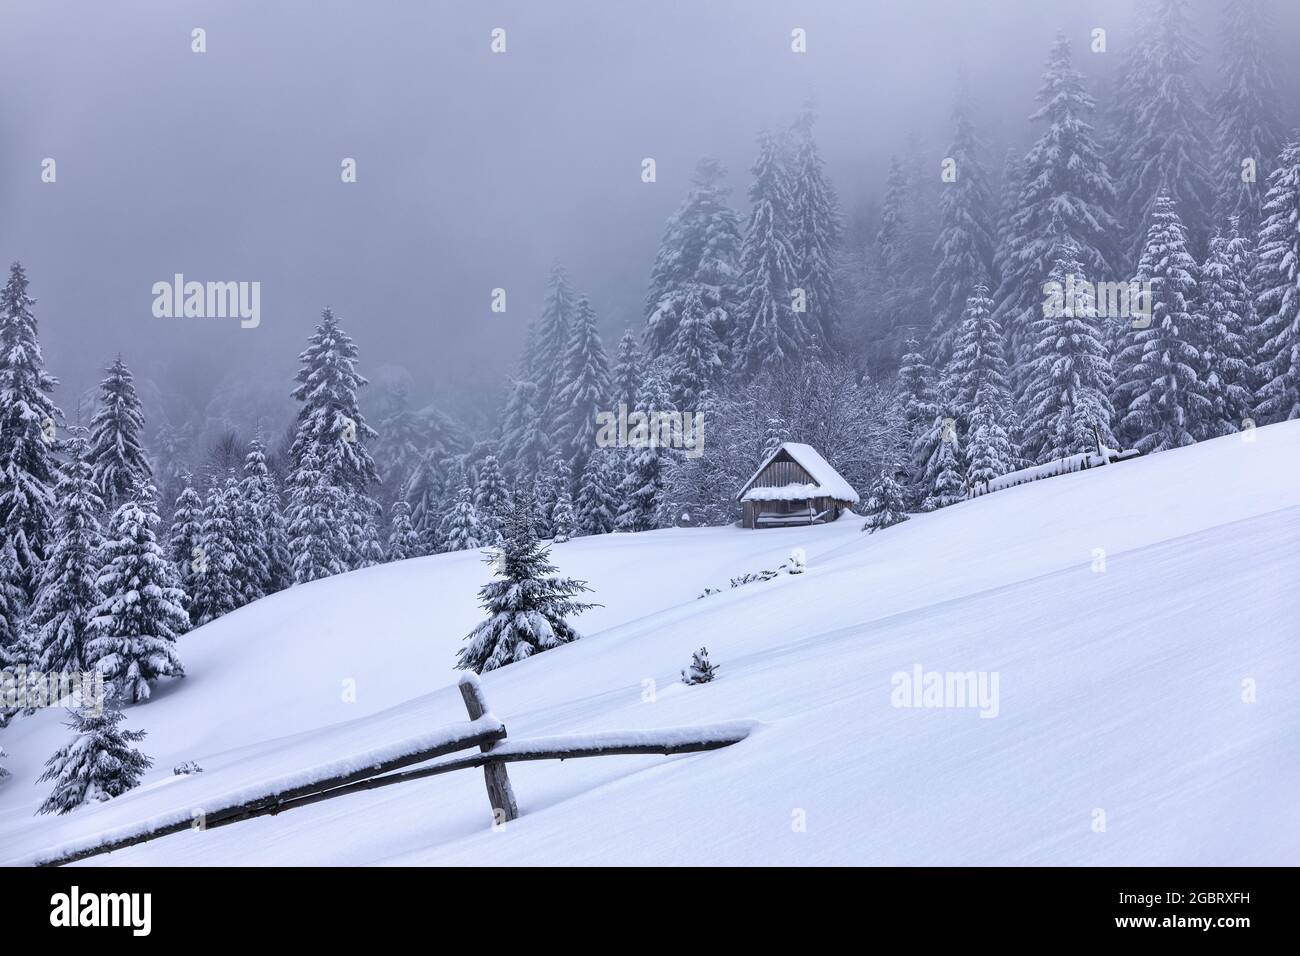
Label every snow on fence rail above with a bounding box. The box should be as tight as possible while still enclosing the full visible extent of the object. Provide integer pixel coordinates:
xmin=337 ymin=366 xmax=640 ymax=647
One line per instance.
xmin=967 ymin=447 xmax=1140 ymax=499
xmin=29 ymin=673 xmax=755 ymax=867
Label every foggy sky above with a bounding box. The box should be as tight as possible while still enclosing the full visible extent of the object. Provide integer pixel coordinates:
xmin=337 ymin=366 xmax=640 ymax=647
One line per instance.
xmin=1 ymin=0 xmax=1295 ymax=433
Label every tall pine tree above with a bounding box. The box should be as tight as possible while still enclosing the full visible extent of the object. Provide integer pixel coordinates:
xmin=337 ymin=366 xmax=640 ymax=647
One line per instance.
xmin=0 ymin=262 xmax=62 ymax=600
xmin=87 ymin=356 xmax=152 ymax=513
xmin=1253 ymin=138 xmax=1300 ymax=423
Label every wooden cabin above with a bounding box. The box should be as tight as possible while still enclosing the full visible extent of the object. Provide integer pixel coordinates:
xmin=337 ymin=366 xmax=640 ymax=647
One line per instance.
xmin=735 ymin=442 xmax=860 ymax=529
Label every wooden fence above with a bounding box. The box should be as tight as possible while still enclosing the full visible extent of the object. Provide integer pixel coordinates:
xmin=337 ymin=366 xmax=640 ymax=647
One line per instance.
xmin=33 ymin=674 xmax=753 ymax=866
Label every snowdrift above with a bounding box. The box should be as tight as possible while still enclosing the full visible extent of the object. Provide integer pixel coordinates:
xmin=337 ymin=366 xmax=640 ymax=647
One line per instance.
xmin=2 ymin=422 xmax=1298 ymax=865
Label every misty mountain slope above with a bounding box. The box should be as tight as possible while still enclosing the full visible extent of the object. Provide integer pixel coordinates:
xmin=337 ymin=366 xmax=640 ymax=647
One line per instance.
xmin=2 ymin=422 xmax=1297 ymax=865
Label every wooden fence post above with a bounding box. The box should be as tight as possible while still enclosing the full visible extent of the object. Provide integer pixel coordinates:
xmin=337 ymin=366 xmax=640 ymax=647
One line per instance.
xmin=458 ymin=675 xmax=519 ymax=824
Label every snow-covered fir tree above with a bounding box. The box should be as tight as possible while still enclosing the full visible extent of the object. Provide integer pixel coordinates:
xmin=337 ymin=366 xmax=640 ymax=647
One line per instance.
xmin=191 ymin=476 xmax=243 ymax=620
xmin=473 ymin=454 xmax=510 ymax=539
xmin=946 ymin=285 xmax=1013 ymax=431
xmin=350 ymin=497 xmax=387 ymax=569
xmin=681 ymin=647 xmax=718 ymax=685
xmin=550 ymin=489 xmax=575 ymax=543
xmin=456 ymin=495 xmax=594 ymax=673
xmin=372 ymin=379 xmax=428 ymax=493
xmin=615 ymin=362 xmax=673 ymax=532
xmin=498 ymin=378 xmax=550 ymax=484
xmin=287 ymin=449 xmax=352 ymax=583
xmin=1112 ymin=196 xmax=1214 ymax=452
xmin=167 ymin=482 xmax=204 ymax=627
xmin=736 ymin=130 xmax=804 ymax=376
xmin=643 ymin=157 xmax=743 ymax=361
xmin=788 ymin=103 xmax=841 ymax=348
xmin=0 ymin=538 xmax=25 ymax=669
xmin=930 ymin=99 xmax=997 ymax=364
xmin=552 ymin=295 xmax=611 ymax=467
xmin=1020 ymin=244 xmax=1117 ymax=462
xmin=37 ymin=709 xmax=151 ymax=815
xmin=401 ymin=450 xmax=444 ymax=551
xmin=575 ymin=449 xmax=619 ymax=536
xmin=611 ymin=330 xmax=644 ymax=410
xmin=920 ymin=430 xmax=966 ymax=512
xmin=0 ymin=262 xmax=62 ymax=601
xmin=1197 ymin=233 xmax=1256 ymax=435
xmin=862 ymin=467 xmax=910 ymax=533
xmin=994 ymin=33 xmax=1119 ymax=363
xmin=965 ymin=387 xmax=1017 ymax=486
xmin=1253 ymin=138 xmax=1300 ymax=424
xmin=86 ymin=485 xmax=187 ymax=705
xmin=439 ymin=484 xmax=487 ymax=552
xmin=27 ymin=431 xmax=104 ymax=675
xmin=669 ymin=288 xmax=723 ymax=410
xmin=386 ymin=498 xmax=420 ymax=561
xmin=240 ymin=438 xmax=291 ymax=593
xmin=286 ymin=308 xmax=379 ymax=571
xmin=87 ymin=356 xmax=152 ymax=513
xmin=530 ymin=263 xmax=577 ymax=415
xmin=1212 ymin=0 xmax=1285 ymax=238
xmin=1114 ymin=0 xmax=1214 ymax=261
xmin=533 ymin=450 xmax=572 ymax=539
xmin=895 ymin=339 xmax=939 ymax=506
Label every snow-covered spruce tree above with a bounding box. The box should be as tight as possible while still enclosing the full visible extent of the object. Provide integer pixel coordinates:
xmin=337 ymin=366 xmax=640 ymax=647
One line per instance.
xmin=386 ymin=498 xmax=420 ymax=562
xmin=1212 ymin=0 xmax=1285 ymax=239
xmin=552 ymin=295 xmax=611 ymax=468
xmin=473 ymin=454 xmax=510 ymax=540
xmin=1197 ymin=233 xmax=1256 ymax=435
xmin=167 ymin=482 xmax=204 ymax=627
xmin=965 ymin=387 xmax=1017 ymax=486
xmin=919 ymin=422 xmax=966 ymax=512
xmin=736 ymin=131 xmax=805 ymax=377
xmin=27 ymin=431 xmax=104 ymax=675
xmin=1020 ymin=244 xmax=1117 ymax=462
xmin=498 ymin=378 xmax=550 ymax=484
xmin=1112 ymin=196 xmax=1214 ymax=452
xmin=241 ymin=439 xmax=291 ymax=593
xmin=575 ymin=449 xmax=619 ymax=536
xmin=789 ymin=103 xmax=841 ymax=348
xmin=1114 ymin=0 xmax=1214 ymax=262
xmin=615 ymin=362 xmax=673 ymax=532
xmin=531 ymin=263 xmax=577 ymax=415
xmin=611 ymin=330 xmax=644 ymax=410
xmin=550 ymin=490 xmax=575 ymax=543
xmin=532 ymin=450 xmax=572 ymax=539
xmin=994 ymin=33 xmax=1119 ymax=364
xmin=456 ymin=496 xmax=594 ymax=673
xmin=372 ymin=379 xmax=429 ymax=494
xmin=37 ymin=709 xmax=152 ymax=815
xmin=0 ymin=262 xmax=62 ymax=600
xmin=643 ymin=158 xmax=744 ymax=362
xmin=929 ymin=100 xmax=997 ymax=365
xmin=191 ymin=476 xmax=243 ymax=620
xmin=862 ymin=468 xmax=910 ymax=533
xmin=681 ymin=647 xmax=718 ymax=685
xmin=669 ymin=288 xmax=723 ymax=410
xmin=876 ymin=157 xmax=910 ymax=299
xmin=401 ymin=449 xmax=443 ymax=551
xmin=0 ymin=538 xmax=25 ymax=669
xmin=87 ymin=486 xmax=187 ymax=705
xmin=894 ymin=340 xmax=938 ymax=505
xmin=286 ymin=449 xmax=352 ymax=583
xmin=87 ymin=356 xmax=152 ymax=513
xmin=439 ymin=484 xmax=486 ymax=552
xmin=947 ymin=286 xmax=1013 ymax=430
xmin=348 ymin=497 xmax=386 ymax=569
xmin=1253 ymin=138 xmax=1300 ymax=424
xmin=286 ymin=308 xmax=379 ymax=571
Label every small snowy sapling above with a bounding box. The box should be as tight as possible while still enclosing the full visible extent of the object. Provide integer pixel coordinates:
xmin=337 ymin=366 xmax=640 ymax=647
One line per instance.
xmin=681 ymin=647 xmax=718 ymax=685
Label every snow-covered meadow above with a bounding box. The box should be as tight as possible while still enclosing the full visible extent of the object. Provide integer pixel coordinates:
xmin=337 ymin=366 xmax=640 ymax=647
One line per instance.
xmin=2 ymin=421 xmax=1296 ymax=866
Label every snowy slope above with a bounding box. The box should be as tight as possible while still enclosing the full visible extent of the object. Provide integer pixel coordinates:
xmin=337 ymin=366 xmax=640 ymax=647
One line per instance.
xmin=2 ymin=422 xmax=1298 ymax=865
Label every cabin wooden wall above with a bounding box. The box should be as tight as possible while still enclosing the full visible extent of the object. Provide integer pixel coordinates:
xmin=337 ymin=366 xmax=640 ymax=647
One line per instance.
xmin=751 ymin=453 xmax=814 ymax=489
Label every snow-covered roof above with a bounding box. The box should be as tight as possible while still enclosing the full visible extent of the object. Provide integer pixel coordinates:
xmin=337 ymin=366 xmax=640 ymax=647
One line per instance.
xmin=737 ymin=442 xmax=860 ymax=504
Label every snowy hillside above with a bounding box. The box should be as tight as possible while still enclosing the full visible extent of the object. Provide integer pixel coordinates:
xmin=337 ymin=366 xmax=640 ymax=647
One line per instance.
xmin=2 ymin=422 xmax=1298 ymax=866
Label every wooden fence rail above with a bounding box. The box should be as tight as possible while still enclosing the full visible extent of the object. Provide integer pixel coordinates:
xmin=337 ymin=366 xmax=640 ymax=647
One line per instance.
xmin=33 ymin=673 xmax=753 ymax=867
